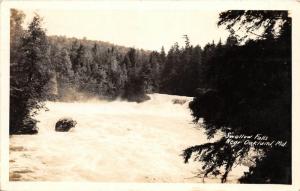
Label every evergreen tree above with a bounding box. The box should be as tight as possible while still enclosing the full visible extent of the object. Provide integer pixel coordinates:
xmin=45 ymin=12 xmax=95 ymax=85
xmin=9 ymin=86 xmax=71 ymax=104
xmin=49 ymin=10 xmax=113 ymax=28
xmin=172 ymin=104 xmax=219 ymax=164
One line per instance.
xmin=10 ymin=13 xmax=51 ymax=134
xmin=160 ymin=46 xmax=166 ymax=63
xmin=122 ymin=48 xmax=149 ymax=102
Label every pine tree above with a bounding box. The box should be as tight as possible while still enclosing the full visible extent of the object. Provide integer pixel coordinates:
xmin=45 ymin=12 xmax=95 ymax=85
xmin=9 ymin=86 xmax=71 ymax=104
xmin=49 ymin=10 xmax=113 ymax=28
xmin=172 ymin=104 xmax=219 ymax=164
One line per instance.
xmin=10 ymin=13 xmax=51 ymax=134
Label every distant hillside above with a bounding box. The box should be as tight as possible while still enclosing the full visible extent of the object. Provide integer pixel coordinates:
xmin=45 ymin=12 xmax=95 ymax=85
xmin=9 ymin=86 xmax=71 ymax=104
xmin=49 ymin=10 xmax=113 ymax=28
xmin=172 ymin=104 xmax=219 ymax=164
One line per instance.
xmin=45 ymin=35 xmax=164 ymax=101
xmin=48 ymin=35 xmax=152 ymax=56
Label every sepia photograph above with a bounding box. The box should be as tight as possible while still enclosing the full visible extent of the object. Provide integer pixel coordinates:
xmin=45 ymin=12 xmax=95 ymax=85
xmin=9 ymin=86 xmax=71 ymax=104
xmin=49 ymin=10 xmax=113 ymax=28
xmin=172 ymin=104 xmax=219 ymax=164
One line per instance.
xmin=1 ymin=1 xmax=300 ymax=191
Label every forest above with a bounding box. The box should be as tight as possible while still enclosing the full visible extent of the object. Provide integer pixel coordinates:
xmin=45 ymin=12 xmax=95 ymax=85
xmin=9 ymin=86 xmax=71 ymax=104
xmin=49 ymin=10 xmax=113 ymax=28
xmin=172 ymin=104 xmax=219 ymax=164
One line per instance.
xmin=10 ymin=9 xmax=291 ymax=184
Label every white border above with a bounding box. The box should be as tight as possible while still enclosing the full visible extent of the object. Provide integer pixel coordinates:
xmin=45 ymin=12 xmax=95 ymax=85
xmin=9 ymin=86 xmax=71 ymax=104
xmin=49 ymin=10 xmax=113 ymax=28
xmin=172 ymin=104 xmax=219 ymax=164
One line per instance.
xmin=1 ymin=1 xmax=300 ymax=191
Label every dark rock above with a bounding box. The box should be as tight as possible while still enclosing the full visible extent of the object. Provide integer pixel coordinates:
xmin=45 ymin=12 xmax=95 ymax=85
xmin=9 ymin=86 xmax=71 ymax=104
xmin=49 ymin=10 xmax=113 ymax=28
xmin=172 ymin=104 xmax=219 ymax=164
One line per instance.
xmin=172 ymin=98 xmax=187 ymax=105
xmin=55 ymin=118 xmax=77 ymax=132
xmin=21 ymin=128 xmax=38 ymax=134
xmin=15 ymin=118 xmax=39 ymax=135
xmin=126 ymin=94 xmax=150 ymax=103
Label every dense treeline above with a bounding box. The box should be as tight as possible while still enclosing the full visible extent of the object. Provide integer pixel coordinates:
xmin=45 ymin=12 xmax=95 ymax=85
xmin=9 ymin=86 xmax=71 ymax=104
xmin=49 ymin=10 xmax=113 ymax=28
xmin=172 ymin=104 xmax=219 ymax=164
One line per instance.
xmin=10 ymin=9 xmax=291 ymax=184
xmin=47 ymin=35 xmax=207 ymax=100
xmin=47 ymin=36 xmax=160 ymax=101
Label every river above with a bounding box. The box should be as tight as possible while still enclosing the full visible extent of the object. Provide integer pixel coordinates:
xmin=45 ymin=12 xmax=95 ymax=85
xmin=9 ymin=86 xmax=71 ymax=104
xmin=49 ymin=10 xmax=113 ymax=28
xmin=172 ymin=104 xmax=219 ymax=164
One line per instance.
xmin=9 ymin=93 xmax=247 ymax=182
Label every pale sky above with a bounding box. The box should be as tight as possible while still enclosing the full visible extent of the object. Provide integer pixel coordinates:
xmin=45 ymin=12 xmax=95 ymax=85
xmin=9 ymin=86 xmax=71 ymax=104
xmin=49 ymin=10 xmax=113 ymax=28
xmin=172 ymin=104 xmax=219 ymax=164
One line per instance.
xmin=22 ymin=9 xmax=230 ymax=51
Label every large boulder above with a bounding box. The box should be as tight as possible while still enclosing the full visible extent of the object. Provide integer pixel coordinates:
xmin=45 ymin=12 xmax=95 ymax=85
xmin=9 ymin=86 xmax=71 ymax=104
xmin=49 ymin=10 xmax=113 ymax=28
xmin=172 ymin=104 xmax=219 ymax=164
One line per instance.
xmin=55 ymin=118 xmax=77 ymax=132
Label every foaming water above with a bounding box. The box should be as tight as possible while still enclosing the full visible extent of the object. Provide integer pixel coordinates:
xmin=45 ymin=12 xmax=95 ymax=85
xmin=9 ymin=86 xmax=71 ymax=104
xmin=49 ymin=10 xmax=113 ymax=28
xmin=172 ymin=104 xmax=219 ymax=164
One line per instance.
xmin=9 ymin=93 xmax=247 ymax=182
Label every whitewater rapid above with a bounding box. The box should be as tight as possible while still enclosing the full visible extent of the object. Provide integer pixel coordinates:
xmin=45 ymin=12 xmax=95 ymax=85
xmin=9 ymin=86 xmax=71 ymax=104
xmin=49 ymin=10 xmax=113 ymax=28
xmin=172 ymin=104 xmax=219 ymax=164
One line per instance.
xmin=9 ymin=94 xmax=247 ymax=182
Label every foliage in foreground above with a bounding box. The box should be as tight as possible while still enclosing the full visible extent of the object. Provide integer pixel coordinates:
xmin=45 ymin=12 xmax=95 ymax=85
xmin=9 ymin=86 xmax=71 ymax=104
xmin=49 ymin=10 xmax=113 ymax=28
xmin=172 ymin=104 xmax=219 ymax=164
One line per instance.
xmin=182 ymin=11 xmax=291 ymax=184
